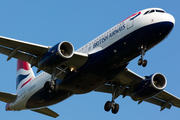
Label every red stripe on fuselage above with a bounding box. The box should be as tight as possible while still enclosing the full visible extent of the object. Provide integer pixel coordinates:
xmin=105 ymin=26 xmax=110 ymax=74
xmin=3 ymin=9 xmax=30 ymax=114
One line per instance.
xmin=20 ymin=77 xmax=33 ymax=89
xmin=120 ymin=12 xmax=141 ymax=23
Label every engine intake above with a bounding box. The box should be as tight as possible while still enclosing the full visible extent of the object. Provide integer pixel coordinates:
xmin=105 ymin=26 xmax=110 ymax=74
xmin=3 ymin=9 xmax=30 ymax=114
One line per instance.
xmin=38 ymin=41 xmax=74 ymax=68
xmin=58 ymin=42 xmax=74 ymax=59
xmin=131 ymin=73 xmax=167 ymax=101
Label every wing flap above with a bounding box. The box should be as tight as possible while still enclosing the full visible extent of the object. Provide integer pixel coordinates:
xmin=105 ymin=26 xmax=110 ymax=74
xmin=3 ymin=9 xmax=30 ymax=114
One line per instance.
xmin=0 ymin=45 xmax=36 ymax=62
xmin=31 ymin=107 xmax=59 ymax=118
xmin=0 ymin=91 xmax=17 ymax=103
xmin=144 ymin=97 xmax=172 ymax=109
xmin=155 ymin=90 xmax=180 ymax=108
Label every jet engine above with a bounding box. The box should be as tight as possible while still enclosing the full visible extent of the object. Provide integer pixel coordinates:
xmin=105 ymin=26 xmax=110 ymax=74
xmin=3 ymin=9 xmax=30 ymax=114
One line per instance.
xmin=38 ymin=41 xmax=74 ymax=68
xmin=131 ymin=73 xmax=167 ymax=101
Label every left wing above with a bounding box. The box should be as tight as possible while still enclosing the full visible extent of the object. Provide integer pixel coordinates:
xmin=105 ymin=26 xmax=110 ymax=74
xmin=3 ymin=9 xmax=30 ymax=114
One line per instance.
xmin=95 ymin=68 xmax=180 ymax=110
xmin=0 ymin=36 xmax=88 ymax=79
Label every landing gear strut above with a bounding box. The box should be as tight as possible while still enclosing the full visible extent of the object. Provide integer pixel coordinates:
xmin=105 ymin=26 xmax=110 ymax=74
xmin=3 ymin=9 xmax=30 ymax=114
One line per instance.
xmin=44 ymin=81 xmax=58 ymax=93
xmin=44 ymin=66 xmax=68 ymax=93
xmin=44 ymin=68 xmax=58 ymax=93
xmin=104 ymin=83 xmax=120 ymax=114
xmin=138 ymin=45 xmax=147 ymax=67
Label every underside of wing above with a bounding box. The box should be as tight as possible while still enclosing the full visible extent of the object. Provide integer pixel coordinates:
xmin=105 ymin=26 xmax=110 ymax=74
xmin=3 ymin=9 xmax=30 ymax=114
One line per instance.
xmin=31 ymin=107 xmax=59 ymax=118
xmin=95 ymin=68 xmax=180 ymax=111
xmin=95 ymin=68 xmax=144 ymax=98
xmin=0 ymin=36 xmax=89 ymax=80
xmin=0 ymin=91 xmax=17 ymax=103
xmin=0 ymin=36 xmax=49 ymax=56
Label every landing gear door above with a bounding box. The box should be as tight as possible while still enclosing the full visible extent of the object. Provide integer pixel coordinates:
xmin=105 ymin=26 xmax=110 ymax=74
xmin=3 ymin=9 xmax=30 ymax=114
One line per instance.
xmin=127 ymin=19 xmax=134 ymax=29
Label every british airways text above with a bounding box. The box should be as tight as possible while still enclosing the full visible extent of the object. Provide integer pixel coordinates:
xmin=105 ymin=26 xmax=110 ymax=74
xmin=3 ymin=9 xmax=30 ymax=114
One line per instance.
xmin=93 ymin=23 xmax=125 ymax=48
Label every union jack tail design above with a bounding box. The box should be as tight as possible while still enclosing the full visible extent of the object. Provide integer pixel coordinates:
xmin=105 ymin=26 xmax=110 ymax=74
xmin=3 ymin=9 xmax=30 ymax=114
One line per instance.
xmin=16 ymin=60 xmax=35 ymax=93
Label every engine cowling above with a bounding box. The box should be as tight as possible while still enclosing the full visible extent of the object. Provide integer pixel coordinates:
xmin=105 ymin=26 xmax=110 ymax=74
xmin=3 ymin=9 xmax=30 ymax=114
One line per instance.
xmin=38 ymin=41 xmax=74 ymax=68
xmin=131 ymin=73 xmax=167 ymax=101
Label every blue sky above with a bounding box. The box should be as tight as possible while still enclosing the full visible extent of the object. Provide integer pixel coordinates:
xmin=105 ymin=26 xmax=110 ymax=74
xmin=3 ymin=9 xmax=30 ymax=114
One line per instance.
xmin=0 ymin=0 xmax=180 ymax=120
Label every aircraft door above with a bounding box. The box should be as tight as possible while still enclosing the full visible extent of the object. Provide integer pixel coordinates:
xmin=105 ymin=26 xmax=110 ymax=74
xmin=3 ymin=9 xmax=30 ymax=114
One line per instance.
xmin=127 ymin=19 xmax=134 ymax=29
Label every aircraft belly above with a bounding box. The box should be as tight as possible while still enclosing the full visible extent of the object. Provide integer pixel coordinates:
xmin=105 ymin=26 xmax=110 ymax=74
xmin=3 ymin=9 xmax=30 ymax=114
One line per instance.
xmin=26 ymin=88 xmax=73 ymax=109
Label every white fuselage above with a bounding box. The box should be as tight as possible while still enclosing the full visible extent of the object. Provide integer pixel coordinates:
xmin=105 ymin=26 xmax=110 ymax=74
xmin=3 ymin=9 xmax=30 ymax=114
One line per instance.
xmin=7 ymin=8 xmax=175 ymax=111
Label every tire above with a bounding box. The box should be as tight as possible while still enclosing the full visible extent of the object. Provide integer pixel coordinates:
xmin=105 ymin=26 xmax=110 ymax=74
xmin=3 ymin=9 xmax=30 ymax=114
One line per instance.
xmin=142 ymin=60 xmax=147 ymax=67
xmin=44 ymin=81 xmax=51 ymax=92
xmin=104 ymin=101 xmax=112 ymax=112
xmin=138 ymin=58 xmax=142 ymax=66
xmin=112 ymin=103 xmax=119 ymax=114
xmin=53 ymin=84 xmax=59 ymax=93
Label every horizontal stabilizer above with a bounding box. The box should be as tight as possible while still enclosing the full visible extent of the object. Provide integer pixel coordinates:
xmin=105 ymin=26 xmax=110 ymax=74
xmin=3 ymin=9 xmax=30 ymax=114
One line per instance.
xmin=0 ymin=91 xmax=17 ymax=103
xmin=31 ymin=107 xmax=59 ymax=118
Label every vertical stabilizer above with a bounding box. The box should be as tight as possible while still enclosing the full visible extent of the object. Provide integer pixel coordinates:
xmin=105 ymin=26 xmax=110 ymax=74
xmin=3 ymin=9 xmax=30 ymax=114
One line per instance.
xmin=16 ymin=60 xmax=35 ymax=93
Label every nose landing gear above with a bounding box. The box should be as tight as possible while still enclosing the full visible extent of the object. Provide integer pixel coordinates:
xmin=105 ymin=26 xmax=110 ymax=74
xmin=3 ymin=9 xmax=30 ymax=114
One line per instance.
xmin=138 ymin=45 xmax=147 ymax=67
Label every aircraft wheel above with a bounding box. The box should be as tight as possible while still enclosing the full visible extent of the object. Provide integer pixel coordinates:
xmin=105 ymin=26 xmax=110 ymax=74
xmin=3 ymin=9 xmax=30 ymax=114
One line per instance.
xmin=138 ymin=58 xmax=142 ymax=66
xmin=53 ymin=84 xmax=59 ymax=93
xmin=112 ymin=103 xmax=119 ymax=114
xmin=44 ymin=81 xmax=51 ymax=92
xmin=142 ymin=60 xmax=147 ymax=67
xmin=104 ymin=101 xmax=112 ymax=112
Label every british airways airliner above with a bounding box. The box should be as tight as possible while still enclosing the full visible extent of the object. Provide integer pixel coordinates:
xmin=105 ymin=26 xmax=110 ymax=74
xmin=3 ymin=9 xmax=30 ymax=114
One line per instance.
xmin=0 ymin=8 xmax=179 ymax=118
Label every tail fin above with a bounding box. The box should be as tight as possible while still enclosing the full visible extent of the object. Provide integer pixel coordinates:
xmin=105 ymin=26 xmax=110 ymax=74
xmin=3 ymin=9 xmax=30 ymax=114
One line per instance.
xmin=16 ymin=60 xmax=35 ymax=93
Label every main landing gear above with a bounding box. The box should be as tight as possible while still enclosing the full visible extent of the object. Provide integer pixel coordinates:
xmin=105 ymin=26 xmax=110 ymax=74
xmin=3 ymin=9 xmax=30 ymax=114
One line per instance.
xmin=44 ymin=80 xmax=58 ymax=93
xmin=104 ymin=83 xmax=120 ymax=114
xmin=138 ymin=45 xmax=147 ymax=67
xmin=44 ymin=67 xmax=59 ymax=93
xmin=104 ymin=101 xmax=119 ymax=114
xmin=44 ymin=66 xmax=68 ymax=93
xmin=44 ymin=67 xmax=65 ymax=93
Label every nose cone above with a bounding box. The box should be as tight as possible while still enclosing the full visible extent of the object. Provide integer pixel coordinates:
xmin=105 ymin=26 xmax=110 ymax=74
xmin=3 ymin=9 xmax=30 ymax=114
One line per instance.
xmin=160 ymin=13 xmax=175 ymax=33
xmin=167 ymin=13 xmax=175 ymax=26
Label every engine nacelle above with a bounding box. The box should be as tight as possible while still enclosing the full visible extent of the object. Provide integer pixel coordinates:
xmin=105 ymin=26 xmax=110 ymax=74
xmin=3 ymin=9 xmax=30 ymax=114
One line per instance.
xmin=38 ymin=41 xmax=74 ymax=68
xmin=131 ymin=73 xmax=167 ymax=101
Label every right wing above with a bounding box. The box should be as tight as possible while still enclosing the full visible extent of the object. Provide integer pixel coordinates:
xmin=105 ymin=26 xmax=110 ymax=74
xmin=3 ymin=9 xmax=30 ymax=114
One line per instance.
xmin=0 ymin=36 xmax=88 ymax=79
xmin=31 ymin=107 xmax=59 ymax=118
xmin=95 ymin=68 xmax=180 ymax=110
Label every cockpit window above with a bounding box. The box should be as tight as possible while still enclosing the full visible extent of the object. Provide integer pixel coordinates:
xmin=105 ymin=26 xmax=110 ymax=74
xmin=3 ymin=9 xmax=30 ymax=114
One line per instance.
xmin=156 ymin=10 xmax=165 ymax=13
xmin=144 ymin=11 xmax=149 ymax=15
xmin=149 ymin=10 xmax=155 ymax=13
xmin=144 ymin=9 xmax=165 ymax=15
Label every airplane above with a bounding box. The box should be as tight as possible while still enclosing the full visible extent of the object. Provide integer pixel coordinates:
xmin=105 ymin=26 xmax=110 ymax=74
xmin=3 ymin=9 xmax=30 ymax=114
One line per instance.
xmin=0 ymin=7 xmax=179 ymax=118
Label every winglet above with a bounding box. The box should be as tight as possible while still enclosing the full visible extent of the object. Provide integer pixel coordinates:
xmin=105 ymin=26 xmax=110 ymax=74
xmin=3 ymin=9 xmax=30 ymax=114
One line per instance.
xmin=31 ymin=107 xmax=59 ymax=118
